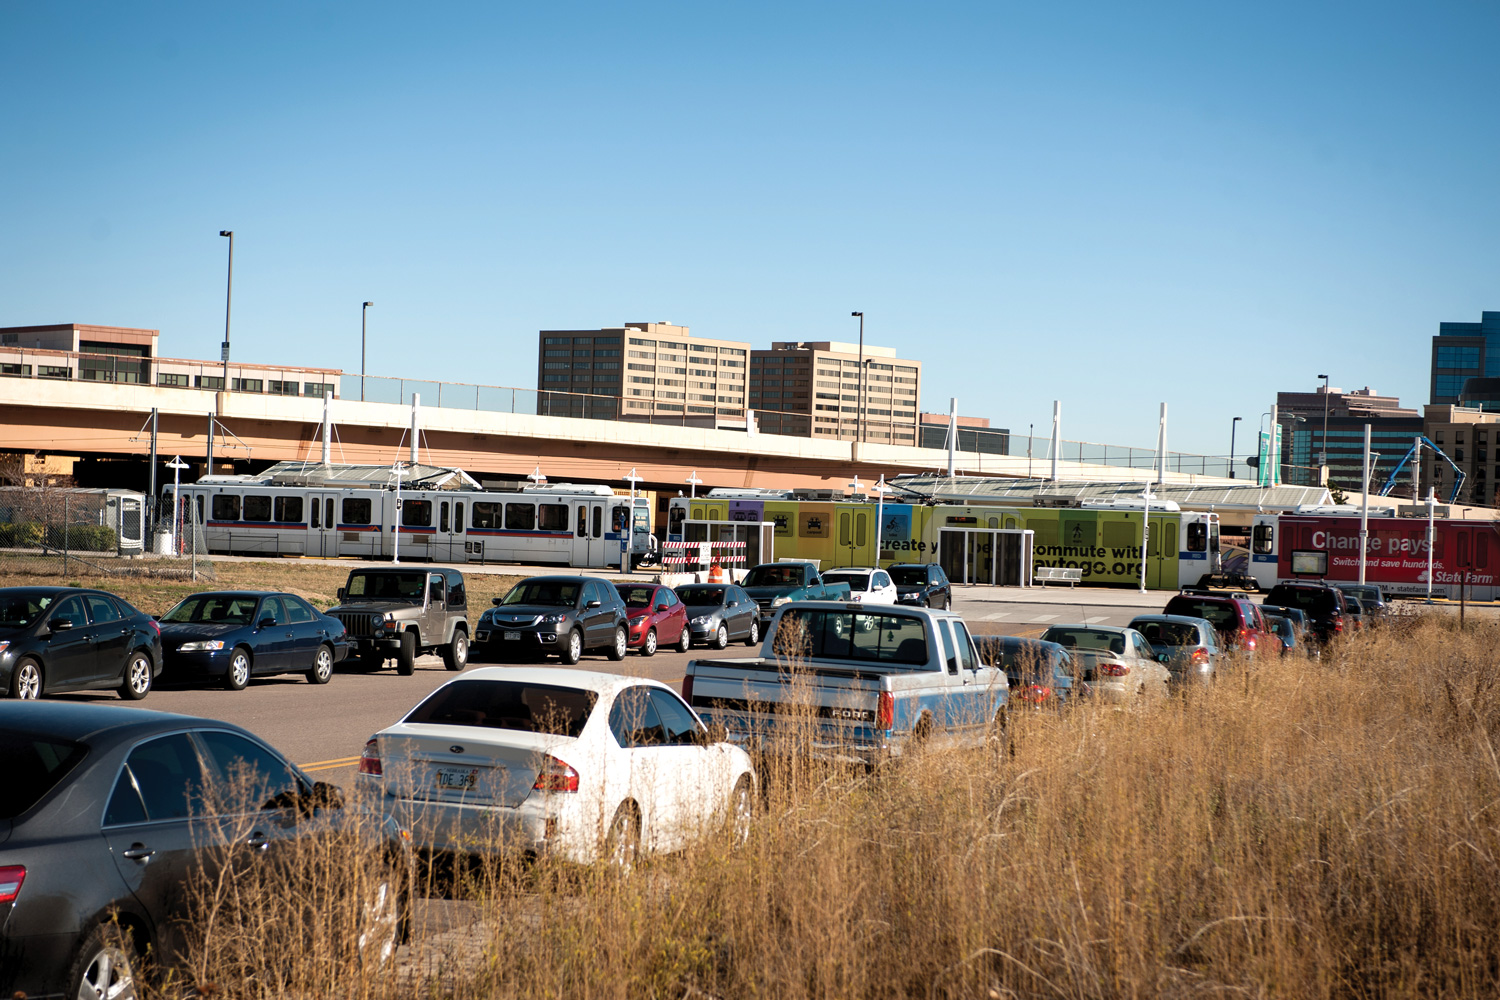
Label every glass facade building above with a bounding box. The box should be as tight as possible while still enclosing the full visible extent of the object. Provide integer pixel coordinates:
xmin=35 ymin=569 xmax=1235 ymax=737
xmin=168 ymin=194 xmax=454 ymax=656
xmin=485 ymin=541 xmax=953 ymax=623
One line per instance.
xmin=1431 ymin=311 xmax=1500 ymax=406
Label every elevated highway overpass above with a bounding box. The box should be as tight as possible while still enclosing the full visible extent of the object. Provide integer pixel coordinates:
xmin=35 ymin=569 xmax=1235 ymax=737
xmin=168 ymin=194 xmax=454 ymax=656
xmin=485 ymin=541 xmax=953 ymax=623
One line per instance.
xmin=1 ymin=378 xmax=1239 ymax=495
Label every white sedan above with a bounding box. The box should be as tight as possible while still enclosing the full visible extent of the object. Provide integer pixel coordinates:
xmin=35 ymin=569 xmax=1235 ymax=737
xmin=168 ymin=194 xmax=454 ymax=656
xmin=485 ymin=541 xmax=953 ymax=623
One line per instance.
xmin=822 ymin=567 xmax=898 ymax=604
xmin=356 ymin=667 xmax=756 ymax=866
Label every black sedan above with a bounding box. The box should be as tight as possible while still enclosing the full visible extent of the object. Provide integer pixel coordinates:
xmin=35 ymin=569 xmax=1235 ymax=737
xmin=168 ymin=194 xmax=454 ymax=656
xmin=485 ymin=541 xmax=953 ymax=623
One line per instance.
xmin=0 ymin=701 xmax=408 ymax=1000
xmin=888 ymin=563 xmax=953 ymax=610
xmin=158 ymin=591 xmax=349 ymax=691
xmin=473 ymin=576 xmax=629 ymax=664
xmin=980 ymin=636 xmax=1085 ymax=709
xmin=0 ymin=587 xmax=162 ymax=701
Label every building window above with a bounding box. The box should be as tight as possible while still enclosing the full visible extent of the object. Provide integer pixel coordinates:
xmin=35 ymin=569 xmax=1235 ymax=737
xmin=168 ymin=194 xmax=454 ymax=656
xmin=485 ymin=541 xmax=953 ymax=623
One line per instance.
xmin=543 ymin=362 xmax=570 ymax=369
xmin=544 ymin=349 xmax=571 ymax=357
xmin=196 ymin=375 xmax=225 ymax=390
xmin=594 ymin=337 xmax=621 ymax=345
xmin=304 ymin=382 xmax=334 ymax=398
xmin=543 ymin=337 xmax=571 ymax=345
xmin=2 ymin=363 xmax=33 ymax=377
xmin=268 ymin=380 xmax=299 ymax=395
xmin=593 ymin=349 xmax=620 ymax=357
xmin=543 ymin=374 xmax=569 ymax=383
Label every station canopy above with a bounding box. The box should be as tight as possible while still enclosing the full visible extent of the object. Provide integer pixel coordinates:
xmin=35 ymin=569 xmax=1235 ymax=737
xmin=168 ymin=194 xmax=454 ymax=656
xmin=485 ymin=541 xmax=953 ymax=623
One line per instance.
xmin=206 ymin=461 xmax=480 ymax=491
xmin=888 ymin=474 xmax=1331 ymax=513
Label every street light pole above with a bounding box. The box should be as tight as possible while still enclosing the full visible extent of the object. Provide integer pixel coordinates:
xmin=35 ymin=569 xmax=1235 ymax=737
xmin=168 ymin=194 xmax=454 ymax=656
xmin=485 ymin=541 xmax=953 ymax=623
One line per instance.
xmin=361 ymin=301 xmax=374 ymax=402
xmin=219 ymin=231 xmax=234 ymax=389
xmin=1230 ymin=416 xmax=1242 ymax=478
xmin=1318 ymin=373 xmax=1331 ymax=483
xmin=850 ymin=311 xmax=864 ymax=444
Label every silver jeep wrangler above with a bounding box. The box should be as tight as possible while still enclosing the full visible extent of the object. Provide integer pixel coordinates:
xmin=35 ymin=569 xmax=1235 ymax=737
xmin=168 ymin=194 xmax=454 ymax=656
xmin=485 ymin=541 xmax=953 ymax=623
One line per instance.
xmin=327 ymin=567 xmax=469 ymax=675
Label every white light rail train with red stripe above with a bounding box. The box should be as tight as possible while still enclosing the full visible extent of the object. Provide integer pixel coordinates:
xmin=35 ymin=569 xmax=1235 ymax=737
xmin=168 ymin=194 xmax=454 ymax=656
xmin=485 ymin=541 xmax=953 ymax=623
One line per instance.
xmin=1247 ymin=508 xmax=1500 ymax=600
xmin=173 ymin=479 xmax=654 ymax=568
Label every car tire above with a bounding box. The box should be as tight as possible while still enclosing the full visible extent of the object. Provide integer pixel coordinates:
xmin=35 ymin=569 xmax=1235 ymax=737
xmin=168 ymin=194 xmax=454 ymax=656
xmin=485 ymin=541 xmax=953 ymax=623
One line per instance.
xmin=67 ymin=925 xmax=139 ymax=1000
xmin=677 ymin=626 xmax=692 ymax=653
xmin=603 ymin=802 xmax=641 ymax=873
xmin=606 ymin=625 xmax=628 ymax=661
xmin=442 ymin=629 xmax=469 ymax=671
xmin=307 ymin=644 xmax=334 ymax=684
xmin=11 ymin=657 xmax=42 ymax=700
xmin=225 ymin=648 xmax=251 ymax=691
xmin=356 ymin=864 xmax=408 ymax=970
xmin=560 ymin=628 xmax=583 ymax=665
xmin=119 ymin=651 xmax=153 ymax=700
xmin=396 ymin=631 xmax=417 ymax=676
xmin=745 ymin=618 xmax=760 ymax=647
xmin=727 ymin=775 xmax=754 ymax=848
xmin=713 ymin=623 xmax=729 ymax=650
xmin=640 ymin=628 xmax=657 ymax=657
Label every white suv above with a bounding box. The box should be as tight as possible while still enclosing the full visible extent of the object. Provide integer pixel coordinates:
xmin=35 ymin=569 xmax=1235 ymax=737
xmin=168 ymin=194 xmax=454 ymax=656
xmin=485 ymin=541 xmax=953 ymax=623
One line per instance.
xmin=821 ymin=567 xmax=898 ymax=605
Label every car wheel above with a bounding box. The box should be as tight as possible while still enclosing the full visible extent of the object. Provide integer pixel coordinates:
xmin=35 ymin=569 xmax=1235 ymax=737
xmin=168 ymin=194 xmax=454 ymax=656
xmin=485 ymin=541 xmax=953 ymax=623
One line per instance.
xmin=395 ymin=631 xmax=417 ymax=676
xmin=560 ymin=628 xmax=583 ymax=665
xmin=641 ymin=628 xmax=658 ymax=657
xmin=713 ymin=623 xmax=729 ymax=650
xmin=727 ymin=775 xmax=754 ymax=847
xmin=606 ymin=625 xmax=628 ymax=661
xmin=225 ymin=648 xmax=251 ymax=691
xmin=119 ymin=651 xmax=153 ymax=700
xmin=677 ymin=626 xmax=692 ymax=653
xmin=603 ymin=802 xmax=640 ymax=873
xmin=744 ymin=618 xmax=760 ymax=647
xmin=68 ymin=925 xmax=139 ymax=1000
xmin=11 ymin=658 xmax=42 ymax=700
xmin=356 ymin=864 xmax=407 ymax=970
xmin=442 ymin=629 xmax=469 ymax=671
xmin=307 ymin=644 xmax=334 ymax=684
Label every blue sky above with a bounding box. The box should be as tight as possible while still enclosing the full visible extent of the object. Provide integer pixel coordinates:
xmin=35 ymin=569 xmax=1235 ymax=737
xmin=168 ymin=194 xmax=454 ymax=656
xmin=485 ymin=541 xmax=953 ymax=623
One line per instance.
xmin=3 ymin=2 xmax=1497 ymax=458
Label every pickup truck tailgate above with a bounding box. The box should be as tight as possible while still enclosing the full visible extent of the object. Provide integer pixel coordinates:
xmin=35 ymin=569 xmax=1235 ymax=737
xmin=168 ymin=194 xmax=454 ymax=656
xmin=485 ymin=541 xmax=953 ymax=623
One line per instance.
xmin=685 ymin=657 xmax=900 ymax=747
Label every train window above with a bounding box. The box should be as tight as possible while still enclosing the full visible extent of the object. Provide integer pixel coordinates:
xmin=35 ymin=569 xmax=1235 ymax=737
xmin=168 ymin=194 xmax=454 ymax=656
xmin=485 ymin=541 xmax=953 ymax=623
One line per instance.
xmin=669 ymin=506 xmax=686 ymax=532
xmin=505 ymin=503 xmax=536 ymax=531
xmin=454 ymin=503 xmax=464 ymax=534
xmin=402 ymin=500 xmax=432 ymax=528
xmin=212 ymin=494 xmax=241 ymax=521
xmin=1478 ymin=533 xmax=1489 ymax=569
xmin=1252 ymin=523 xmax=1274 ymax=554
xmin=325 ymin=499 xmax=334 ymax=528
xmin=1457 ymin=533 xmax=1469 ymax=568
xmin=593 ymin=505 xmax=603 ymax=538
xmin=310 ymin=501 xmax=320 ymax=529
xmin=838 ymin=512 xmax=850 ymax=546
xmin=855 ymin=512 xmax=867 ymax=547
xmin=1103 ymin=521 xmax=1133 ymax=548
xmin=472 ymin=502 xmax=502 ymax=529
xmin=1187 ymin=522 xmax=1207 ymax=552
xmin=243 ymin=496 xmax=272 ymax=522
xmin=576 ymin=505 xmax=587 ymax=538
xmin=439 ymin=502 xmax=450 ymax=533
xmin=274 ymin=496 xmax=303 ymax=523
xmin=539 ymin=504 xmax=569 ymax=531
xmin=612 ymin=508 xmax=628 ymax=533
xmin=343 ymin=498 xmax=372 ymax=525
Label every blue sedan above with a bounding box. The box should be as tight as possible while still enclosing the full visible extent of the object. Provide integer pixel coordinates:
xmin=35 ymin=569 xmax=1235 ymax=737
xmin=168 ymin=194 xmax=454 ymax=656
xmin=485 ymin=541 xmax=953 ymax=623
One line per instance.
xmin=158 ymin=591 xmax=348 ymax=691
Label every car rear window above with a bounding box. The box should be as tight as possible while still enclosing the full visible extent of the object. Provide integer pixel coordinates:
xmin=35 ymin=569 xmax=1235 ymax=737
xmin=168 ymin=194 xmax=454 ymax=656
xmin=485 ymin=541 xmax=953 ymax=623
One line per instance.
xmin=1163 ymin=598 xmax=1238 ymax=630
xmin=771 ymin=609 xmax=929 ymax=665
xmin=0 ymin=732 xmax=87 ymax=819
xmin=616 ymin=586 xmax=657 ymax=607
xmin=888 ymin=566 xmax=928 ymax=586
xmin=406 ymin=680 xmax=597 ymax=737
xmin=1134 ymin=621 xmax=1201 ymax=647
xmin=1266 ymin=587 xmax=1337 ymax=613
xmin=824 ymin=572 xmax=871 ymax=590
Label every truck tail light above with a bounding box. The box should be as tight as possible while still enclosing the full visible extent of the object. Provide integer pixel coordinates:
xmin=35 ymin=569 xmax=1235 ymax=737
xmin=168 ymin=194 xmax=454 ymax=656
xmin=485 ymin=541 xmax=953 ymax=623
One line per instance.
xmin=877 ymin=691 xmax=895 ymax=730
xmin=1099 ymin=662 xmax=1130 ymax=677
xmin=1334 ymin=617 xmax=1344 ymax=633
xmin=0 ymin=866 xmax=24 ymax=904
xmin=358 ymin=738 xmax=382 ymax=776
xmin=533 ymin=755 xmax=579 ymax=793
xmin=681 ymin=674 xmax=694 ymax=703
xmin=1019 ymin=684 xmax=1051 ymax=704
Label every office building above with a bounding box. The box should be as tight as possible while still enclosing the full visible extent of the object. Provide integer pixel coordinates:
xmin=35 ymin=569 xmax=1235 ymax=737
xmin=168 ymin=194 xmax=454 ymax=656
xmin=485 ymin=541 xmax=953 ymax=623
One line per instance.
xmin=750 ymin=342 xmax=920 ymax=444
xmin=917 ymin=412 xmax=1009 ymax=455
xmin=1430 ymin=310 xmax=1500 ymax=405
xmin=536 ymin=322 xmax=750 ymax=422
xmin=1275 ymin=386 xmax=1421 ymax=490
xmin=1422 ymin=405 xmax=1500 ymax=507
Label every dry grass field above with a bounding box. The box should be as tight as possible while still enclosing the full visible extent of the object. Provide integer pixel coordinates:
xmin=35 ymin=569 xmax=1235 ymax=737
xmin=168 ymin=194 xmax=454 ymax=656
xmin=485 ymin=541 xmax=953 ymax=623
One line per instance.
xmin=152 ymin=613 xmax=1500 ymax=1000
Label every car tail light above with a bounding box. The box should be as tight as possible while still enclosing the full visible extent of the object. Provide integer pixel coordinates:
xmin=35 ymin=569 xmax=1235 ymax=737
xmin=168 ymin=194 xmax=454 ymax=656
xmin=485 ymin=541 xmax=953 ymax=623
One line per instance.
xmin=681 ymin=675 xmax=694 ymax=703
xmin=0 ymin=866 xmax=24 ymax=904
xmin=877 ymin=690 xmax=895 ymax=730
xmin=358 ymin=738 xmax=382 ymax=776
xmin=1334 ymin=617 xmax=1344 ymax=633
xmin=533 ymin=755 xmax=579 ymax=793
xmin=147 ymin=618 xmax=161 ymax=636
xmin=1190 ymin=648 xmax=1210 ymax=666
xmin=1019 ymin=684 xmax=1051 ymax=704
xmin=1099 ymin=662 xmax=1130 ymax=677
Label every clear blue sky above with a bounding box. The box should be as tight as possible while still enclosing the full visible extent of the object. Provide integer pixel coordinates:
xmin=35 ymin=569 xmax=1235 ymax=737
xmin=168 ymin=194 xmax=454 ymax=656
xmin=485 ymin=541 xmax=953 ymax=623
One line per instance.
xmin=3 ymin=2 xmax=1496 ymax=458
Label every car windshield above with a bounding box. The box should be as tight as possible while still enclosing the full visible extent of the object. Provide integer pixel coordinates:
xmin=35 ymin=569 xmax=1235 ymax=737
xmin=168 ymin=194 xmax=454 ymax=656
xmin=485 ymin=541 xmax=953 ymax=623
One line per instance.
xmin=0 ymin=731 xmax=88 ymax=820
xmin=1042 ymin=628 xmax=1125 ymax=655
xmin=616 ymin=586 xmax=657 ymax=608
xmin=162 ymin=594 xmax=260 ymax=625
xmin=502 ymin=581 xmax=581 ymax=607
xmin=0 ymin=593 xmax=55 ymax=629
xmin=824 ymin=571 xmax=871 ymax=591
xmin=1133 ymin=621 xmax=1202 ymax=647
xmin=345 ymin=572 xmax=426 ymax=601
xmin=676 ymin=586 xmax=727 ymax=606
xmin=406 ymin=679 xmax=597 ymax=737
xmin=887 ymin=566 xmax=929 ymax=586
xmin=742 ymin=565 xmax=803 ymax=587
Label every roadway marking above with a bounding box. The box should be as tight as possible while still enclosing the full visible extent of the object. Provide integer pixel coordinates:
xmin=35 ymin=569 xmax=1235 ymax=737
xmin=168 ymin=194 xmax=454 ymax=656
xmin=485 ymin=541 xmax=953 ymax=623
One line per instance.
xmin=1085 ymin=616 xmax=1112 ymax=623
xmin=979 ymin=612 xmax=1012 ymax=621
xmin=300 ymin=755 xmax=362 ymax=772
xmin=1030 ymin=614 xmax=1057 ymax=622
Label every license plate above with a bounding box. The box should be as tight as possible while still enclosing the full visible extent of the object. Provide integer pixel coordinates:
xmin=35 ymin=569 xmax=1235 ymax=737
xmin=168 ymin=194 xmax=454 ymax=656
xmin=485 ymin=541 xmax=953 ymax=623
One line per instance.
xmin=434 ymin=767 xmax=479 ymax=791
xmin=504 ymin=631 xmax=521 ymax=641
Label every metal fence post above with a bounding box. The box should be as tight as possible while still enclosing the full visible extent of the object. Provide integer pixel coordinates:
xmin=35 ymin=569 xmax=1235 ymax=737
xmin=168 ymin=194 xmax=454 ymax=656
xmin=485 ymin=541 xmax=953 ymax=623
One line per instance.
xmin=62 ymin=493 xmax=70 ymax=577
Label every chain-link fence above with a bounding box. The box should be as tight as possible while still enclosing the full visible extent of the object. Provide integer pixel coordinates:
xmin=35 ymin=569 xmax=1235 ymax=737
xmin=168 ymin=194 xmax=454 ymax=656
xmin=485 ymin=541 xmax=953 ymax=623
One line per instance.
xmin=0 ymin=486 xmax=215 ymax=581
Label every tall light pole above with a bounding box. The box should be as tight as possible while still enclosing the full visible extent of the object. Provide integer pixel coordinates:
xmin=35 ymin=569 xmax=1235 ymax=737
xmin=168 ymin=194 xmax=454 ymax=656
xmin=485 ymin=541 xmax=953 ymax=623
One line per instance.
xmin=1229 ymin=416 xmax=1242 ymax=479
xmin=219 ymin=231 xmax=234 ymax=389
xmin=850 ymin=311 xmax=864 ymax=444
xmin=361 ymin=301 xmax=374 ymax=401
xmin=1318 ymin=373 xmax=1331 ymax=478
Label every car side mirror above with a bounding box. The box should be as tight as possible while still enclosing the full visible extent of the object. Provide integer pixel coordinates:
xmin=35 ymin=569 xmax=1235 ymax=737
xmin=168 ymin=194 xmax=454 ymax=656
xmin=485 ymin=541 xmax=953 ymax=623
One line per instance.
xmin=655 ymin=603 xmax=669 ymax=612
xmin=587 ymin=600 xmax=602 ymax=609
xmin=303 ymin=780 xmax=346 ymax=813
xmin=492 ymin=597 xmax=505 ymax=606
xmin=259 ymin=616 xmax=277 ymax=629
xmin=49 ymin=618 xmax=74 ymax=632
xmin=336 ymin=587 xmax=345 ymax=601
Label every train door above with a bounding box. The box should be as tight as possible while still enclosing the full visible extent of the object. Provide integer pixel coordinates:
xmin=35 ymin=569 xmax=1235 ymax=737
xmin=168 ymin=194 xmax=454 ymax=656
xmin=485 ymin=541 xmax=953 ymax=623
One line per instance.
xmin=1450 ymin=525 xmax=1496 ymax=599
xmin=835 ymin=508 xmax=870 ymax=568
xmin=307 ymin=492 xmax=340 ymax=558
xmin=574 ymin=500 xmax=608 ymax=567
xmin=338 ymin=493 xmax=383 ymax=558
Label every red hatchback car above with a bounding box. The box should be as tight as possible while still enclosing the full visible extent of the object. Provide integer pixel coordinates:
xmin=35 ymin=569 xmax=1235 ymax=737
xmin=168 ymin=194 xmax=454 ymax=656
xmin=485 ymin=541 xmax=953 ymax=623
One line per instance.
xmin=614 ymin=583 xmax=690 ymax=657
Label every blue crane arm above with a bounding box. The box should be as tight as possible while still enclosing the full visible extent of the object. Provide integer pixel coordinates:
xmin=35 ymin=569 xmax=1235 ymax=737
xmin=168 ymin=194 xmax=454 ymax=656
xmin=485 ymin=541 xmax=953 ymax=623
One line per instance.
xmin=1375 ymin=437 xmax=1465 ymax=503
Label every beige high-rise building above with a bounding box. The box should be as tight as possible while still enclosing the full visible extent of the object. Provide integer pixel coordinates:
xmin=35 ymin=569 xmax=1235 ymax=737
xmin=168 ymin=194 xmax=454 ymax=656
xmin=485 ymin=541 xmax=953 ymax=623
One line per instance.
xmin=536 ymin=322 xmax=750 ymax=421
xmin=750 ymin=342 xmax=921 ymax=444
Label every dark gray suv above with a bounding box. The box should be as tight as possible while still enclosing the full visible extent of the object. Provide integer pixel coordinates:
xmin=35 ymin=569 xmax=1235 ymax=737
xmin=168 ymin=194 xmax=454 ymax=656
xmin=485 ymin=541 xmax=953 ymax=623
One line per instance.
xmin=327 ymin=568 xmax=469 ymax=675
xmin=474 ymin=576 xmax=629 ymax=664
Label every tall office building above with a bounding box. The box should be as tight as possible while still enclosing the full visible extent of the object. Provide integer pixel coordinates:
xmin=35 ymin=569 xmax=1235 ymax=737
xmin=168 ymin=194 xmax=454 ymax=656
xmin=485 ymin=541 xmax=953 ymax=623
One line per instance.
xmin=536 ymin=322 xmax=750 ymax=422
xmin=1430 ymin=310 xmax=1500 ymax=405
xmin=1276 ymin=386 xmax=1421 ymax=490
xmin=750 ymin=342 xmax=921 ymax=444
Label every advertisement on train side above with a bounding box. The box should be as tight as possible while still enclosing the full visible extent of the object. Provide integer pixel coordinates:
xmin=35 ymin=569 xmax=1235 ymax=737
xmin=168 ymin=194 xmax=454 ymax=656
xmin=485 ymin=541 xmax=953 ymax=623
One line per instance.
xmin=1282 ymin=516 xmax=1498 ymax=593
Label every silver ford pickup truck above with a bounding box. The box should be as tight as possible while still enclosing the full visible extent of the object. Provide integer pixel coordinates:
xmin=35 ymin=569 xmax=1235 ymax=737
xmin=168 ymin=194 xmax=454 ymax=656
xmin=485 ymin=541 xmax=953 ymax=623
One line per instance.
xmin=682 ymin=601 xmax=1007 ymax=762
